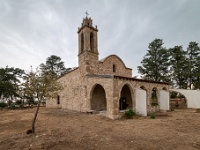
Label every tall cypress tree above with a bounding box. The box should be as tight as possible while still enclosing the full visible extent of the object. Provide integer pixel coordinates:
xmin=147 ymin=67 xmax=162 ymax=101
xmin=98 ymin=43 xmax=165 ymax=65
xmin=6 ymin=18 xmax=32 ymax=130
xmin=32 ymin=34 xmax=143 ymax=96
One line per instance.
xmin=138 ymin=39 xmax=170 ymax=82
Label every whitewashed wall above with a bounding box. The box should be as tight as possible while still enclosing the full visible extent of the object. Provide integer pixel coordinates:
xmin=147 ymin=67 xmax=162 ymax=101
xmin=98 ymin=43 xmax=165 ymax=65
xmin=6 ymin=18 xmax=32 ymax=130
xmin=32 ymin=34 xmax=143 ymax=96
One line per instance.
xmin=135 ymin=88 xmax=147 ymax=116
xmin=170 ymin=89 xmax=200 ymax=109
xmin=159 ymin=90 xmax=170 ymax=111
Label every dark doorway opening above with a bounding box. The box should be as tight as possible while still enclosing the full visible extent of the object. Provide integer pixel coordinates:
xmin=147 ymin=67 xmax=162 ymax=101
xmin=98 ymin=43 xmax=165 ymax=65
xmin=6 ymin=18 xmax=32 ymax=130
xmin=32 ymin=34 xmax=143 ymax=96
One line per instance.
xmin=57 ymin=95 xmax=60 ymax=104
xmin=119 ymin=84 xmax=132 ymax=110
xmin=119 ymin=97 xmax=127 ymax=110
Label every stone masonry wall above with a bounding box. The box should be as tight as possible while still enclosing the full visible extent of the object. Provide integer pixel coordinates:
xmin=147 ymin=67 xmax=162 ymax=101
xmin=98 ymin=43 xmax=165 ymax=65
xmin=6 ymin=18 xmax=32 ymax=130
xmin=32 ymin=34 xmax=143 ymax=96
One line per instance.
xmin=97 ymin=55 xmax=132 ymax=77
xmin=113 ymin=77 xmax=170 ymax=118
xmin=46 ymin=98 xmax=59 ymax=108
xmin=85 ymin=76 xmax=115 ymax=118
xmin=47 ymin=68 xmax=87 ymax=111
xmin=79 ymin=52 xmax=99 ymax=76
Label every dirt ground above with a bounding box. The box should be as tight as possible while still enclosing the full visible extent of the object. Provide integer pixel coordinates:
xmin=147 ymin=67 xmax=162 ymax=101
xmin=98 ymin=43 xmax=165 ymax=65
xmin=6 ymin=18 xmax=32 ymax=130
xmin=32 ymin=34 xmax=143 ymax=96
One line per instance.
xmin=0 ymin=107 xmax=200 ymax=150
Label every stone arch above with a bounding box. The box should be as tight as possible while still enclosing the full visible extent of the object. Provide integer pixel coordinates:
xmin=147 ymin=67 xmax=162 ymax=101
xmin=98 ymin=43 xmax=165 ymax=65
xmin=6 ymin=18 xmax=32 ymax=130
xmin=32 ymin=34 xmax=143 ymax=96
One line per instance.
xmin=90 ymin=84 xmax=107 ymax=111
xmin=90 ymin=32 xmax=94 ymax=52
xmin=119 ymin=83 xmax=134 ymax=110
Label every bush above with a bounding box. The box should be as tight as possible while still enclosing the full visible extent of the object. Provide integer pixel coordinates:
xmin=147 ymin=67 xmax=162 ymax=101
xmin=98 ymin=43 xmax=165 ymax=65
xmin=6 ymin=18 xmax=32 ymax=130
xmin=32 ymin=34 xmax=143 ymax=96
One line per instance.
xmin=150 ymin=113 xmax=156 ymax=119
xmin=9 ymin=103 xmax=16 ymax=109
xmin=170 ymin=92 xmax=177 ymax=99
xmin=124 ymin=109 xmax=136 ymax=119
xmin=0 ymin=102 xmax=8 ymax=108
xmin=16 ymin=100 xmax=22 ymax=105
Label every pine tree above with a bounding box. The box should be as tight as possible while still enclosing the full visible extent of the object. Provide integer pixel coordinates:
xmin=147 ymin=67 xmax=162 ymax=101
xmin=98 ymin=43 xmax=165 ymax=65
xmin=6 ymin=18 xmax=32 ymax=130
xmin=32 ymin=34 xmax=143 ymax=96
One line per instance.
xmin=138 ymin=39 xmax=170 ymax=82
xmin=186 ymin=42 xmax=200 ymax=89
xmin=40 ymin=55 xmax=67 ymax=78
xmin=193 ymin=55 xmax=200 ymax=89
xmin=169 ymin=46 xmax=187 ymax=89
xmin=0 ymin=67 xmax=24 ymax=102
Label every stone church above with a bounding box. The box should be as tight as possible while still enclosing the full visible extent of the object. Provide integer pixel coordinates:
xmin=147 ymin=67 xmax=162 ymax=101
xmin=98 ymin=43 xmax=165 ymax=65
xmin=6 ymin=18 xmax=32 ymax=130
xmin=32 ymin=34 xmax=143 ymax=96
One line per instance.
xmin=46 ymin=16 xmax=170 ymax=119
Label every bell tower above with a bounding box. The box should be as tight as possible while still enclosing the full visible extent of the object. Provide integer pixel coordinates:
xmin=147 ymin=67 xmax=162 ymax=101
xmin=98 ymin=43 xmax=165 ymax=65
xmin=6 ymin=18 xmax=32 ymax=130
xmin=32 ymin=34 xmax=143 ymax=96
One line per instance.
xmin=77 ymin=16 xmax=99 ymax=75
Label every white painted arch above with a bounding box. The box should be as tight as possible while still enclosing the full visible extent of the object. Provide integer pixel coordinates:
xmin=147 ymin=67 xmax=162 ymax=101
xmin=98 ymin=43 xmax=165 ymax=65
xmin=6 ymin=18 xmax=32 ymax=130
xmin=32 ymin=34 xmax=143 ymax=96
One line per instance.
xmin=170 ymin=89 xmax=200 ymax=109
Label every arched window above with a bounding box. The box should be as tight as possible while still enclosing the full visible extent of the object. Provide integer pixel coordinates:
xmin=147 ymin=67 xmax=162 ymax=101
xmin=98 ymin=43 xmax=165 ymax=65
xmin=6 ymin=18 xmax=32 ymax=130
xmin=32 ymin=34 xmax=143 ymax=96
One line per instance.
xmin=57 ymin=95 xmax=60 ymax=105
xmin=113 ymin=64 xmax=116 ymax=72
xmin=90 ymin=32 xmax=94 ymax=52
xmin=81 ymin=33 xmax=84 ymax=53
xmin=151 ymin=87 xmax=158 ymax=105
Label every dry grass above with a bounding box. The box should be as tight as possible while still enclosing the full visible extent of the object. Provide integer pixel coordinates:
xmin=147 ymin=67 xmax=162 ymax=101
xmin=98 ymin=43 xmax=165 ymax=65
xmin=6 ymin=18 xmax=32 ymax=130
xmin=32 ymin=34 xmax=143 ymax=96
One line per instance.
xmin=0 ymin=107 xmax=200 ymax=150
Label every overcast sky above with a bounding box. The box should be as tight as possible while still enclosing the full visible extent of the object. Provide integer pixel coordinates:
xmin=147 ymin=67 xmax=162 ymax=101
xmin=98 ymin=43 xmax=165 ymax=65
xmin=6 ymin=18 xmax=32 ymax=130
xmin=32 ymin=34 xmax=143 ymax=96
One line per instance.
xmin=0 ymin=0 xmax=200 ymax=76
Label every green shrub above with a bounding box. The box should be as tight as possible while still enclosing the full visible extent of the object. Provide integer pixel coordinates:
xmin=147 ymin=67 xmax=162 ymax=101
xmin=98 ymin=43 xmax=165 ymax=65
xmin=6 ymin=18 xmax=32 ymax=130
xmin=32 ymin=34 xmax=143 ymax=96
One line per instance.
xmin=9 ymin=103 xmax=16 ymax=109
xmin=0 ymin=102 xmax=7 ymax=108
xmin=124 ymin=109 xmax=136 ymax=119
xmin=170 ymin=92 xmax=177 ymax=99
xmin=16 ymin=100 xmax=22 ymax=105
xmin=150 ymin=113 xmax=156 ymax=119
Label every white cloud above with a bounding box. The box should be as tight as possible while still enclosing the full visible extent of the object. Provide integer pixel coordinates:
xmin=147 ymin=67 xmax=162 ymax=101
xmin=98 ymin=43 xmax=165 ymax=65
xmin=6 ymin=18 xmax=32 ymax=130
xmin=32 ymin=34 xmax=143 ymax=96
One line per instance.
xmin=0 ymin=0 xmax=200 ymax=76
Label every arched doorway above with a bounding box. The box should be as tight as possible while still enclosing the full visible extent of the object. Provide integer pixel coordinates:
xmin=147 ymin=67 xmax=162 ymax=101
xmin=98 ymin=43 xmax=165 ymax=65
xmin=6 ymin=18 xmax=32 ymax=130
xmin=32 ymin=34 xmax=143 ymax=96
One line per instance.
xmin=119 ymin=84 xmax=133 ymax=110
xmin=91 ymin=84 xmax=107 ymax=111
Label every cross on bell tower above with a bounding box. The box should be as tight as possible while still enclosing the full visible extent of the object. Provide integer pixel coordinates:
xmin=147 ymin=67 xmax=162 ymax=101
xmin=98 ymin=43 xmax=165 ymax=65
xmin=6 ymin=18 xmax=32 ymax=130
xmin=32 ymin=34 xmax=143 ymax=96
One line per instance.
xmin=85 ymin=11 xmax=89 ymax=17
